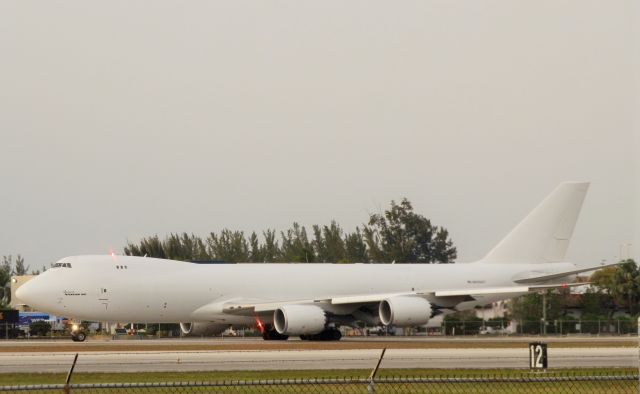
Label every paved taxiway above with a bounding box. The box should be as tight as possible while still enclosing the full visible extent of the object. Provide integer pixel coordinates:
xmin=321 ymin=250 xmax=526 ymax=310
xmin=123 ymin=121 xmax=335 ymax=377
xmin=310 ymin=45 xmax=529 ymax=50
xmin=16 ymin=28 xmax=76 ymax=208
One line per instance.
xmin=0 ymin=344 xmax=636 ymax=373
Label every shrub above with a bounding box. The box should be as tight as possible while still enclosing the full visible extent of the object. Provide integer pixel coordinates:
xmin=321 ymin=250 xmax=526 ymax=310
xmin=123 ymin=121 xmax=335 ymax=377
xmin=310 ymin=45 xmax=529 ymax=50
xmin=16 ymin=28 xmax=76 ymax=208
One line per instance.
xmin=29 ymin=320 xmax=51 ymax=336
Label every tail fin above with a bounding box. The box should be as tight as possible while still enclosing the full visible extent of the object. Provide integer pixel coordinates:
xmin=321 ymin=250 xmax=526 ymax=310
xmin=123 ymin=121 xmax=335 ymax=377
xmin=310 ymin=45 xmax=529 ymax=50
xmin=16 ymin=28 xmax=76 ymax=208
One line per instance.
xmin=482 ymin=182 xmax=589 ymax=264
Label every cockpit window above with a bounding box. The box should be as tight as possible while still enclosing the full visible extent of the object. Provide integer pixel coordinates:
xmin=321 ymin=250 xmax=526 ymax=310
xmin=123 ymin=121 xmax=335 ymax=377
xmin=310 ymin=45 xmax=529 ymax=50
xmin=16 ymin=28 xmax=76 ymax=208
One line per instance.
xmin=53 ymin=262 xmax=72 ymax=268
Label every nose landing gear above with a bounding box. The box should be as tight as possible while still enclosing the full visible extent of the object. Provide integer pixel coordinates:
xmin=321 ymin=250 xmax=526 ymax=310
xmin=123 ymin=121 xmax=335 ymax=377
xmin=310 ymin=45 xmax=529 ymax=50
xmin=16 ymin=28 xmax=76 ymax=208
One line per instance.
xmin=70 ymin=323 xmax=86 ymax=342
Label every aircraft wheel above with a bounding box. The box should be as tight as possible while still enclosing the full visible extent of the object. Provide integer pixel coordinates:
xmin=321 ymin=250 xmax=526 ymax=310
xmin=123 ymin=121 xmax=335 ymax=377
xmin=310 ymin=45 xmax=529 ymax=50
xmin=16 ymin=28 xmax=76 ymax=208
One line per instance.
xmin=72 ymin=331 xmax=87 ymax=342
xmin=303 ymin=328 xmax=342 ymax=341
xmin=262 ymin=329 xmax=289 ymax=341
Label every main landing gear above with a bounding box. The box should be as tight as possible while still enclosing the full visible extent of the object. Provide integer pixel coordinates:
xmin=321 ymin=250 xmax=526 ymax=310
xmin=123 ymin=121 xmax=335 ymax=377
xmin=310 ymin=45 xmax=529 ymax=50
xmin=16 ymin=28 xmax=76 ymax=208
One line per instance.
xmin=300 ymin=328 xmax=342 ymax=341
xmin=261 ymin=325 xmax=289 ymax=341
xmin=259 ymin=324 xmax=342 ymax=341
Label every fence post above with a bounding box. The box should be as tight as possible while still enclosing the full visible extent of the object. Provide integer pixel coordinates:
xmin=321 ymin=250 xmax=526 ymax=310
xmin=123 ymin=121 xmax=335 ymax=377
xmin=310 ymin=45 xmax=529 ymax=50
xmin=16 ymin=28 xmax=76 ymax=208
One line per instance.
xmin=559 ymin=320 xmax=562 ymax=336
xmin=542 ymin=292 xmax=547 ymax=335
xmin=63 ymin=353 xmax=78 ymax=394
xmin=519 ymin=320 xmax=523 ymax=334
xmin=368 ymin=348 xmax=386 ymax=394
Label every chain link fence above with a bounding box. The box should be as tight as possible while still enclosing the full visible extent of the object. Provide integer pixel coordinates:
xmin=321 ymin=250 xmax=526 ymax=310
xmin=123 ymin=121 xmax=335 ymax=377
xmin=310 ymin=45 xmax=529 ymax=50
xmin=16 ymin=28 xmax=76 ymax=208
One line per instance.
xmin=441 ymin=319 xmax=639 ymax=336
xmin=1 ymin=371 xmax=638 ymax=393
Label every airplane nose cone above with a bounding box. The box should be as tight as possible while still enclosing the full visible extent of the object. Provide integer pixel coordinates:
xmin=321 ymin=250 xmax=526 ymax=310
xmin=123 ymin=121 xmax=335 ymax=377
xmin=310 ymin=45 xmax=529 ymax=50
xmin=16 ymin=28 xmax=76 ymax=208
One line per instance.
xmin=15 ymin=278 xmax=40 ymax=306
xmin=15 ymin=280 xmax=28 ymax=300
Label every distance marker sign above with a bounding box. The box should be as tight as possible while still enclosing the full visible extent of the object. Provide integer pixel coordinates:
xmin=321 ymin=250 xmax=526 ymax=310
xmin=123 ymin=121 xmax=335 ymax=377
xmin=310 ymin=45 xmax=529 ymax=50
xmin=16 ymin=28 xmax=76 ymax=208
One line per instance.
xmin=529 ymin=342 xmax=548 ymax=369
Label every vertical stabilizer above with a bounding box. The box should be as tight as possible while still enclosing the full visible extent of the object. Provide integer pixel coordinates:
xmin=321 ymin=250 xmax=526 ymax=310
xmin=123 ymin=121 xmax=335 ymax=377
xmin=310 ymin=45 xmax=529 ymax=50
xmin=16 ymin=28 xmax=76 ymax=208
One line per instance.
xmin=482 ymin=182 xmax=589 ymax=264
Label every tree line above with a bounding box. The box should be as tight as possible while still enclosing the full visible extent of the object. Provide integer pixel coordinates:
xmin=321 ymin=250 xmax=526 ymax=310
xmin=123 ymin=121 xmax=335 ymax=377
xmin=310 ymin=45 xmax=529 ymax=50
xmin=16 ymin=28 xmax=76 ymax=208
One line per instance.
xmin=124 ymin=198 xmax=457 ymax=264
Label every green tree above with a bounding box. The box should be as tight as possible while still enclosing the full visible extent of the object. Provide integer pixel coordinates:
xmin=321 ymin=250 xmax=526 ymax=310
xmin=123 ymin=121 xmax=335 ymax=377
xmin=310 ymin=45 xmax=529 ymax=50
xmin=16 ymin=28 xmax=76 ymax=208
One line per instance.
xmin=0 ymin=257 xmax=10 ymax=284
xmin=207 ymin=229 xmax=249 ymax=262
xmin=591 ymin=259 xmax=638 ymax=314
xmin=443 ymin=311 xmax=483 ymax=335
xmin=123 ymin=241 xmax=142 ymax=257
xmin=14 ymin=255 xmax=28 ymax=275
xmin=323 ymin=221 xmax=346 ymax=263
xmin=164 ymin=233 xmax=188 ymax=260
xmin=248 ymin=232 xmax=263 ymax=262
xmin=121 ymin=198 xmax=454 ymax=266
xmin=509 ymin=291 xmax=564 ymax=334
xmin=312 ymin=225 xmax=328 ymax=263
xmin=260 ymin=229 xmax=280 ymax=262
xmin=280 ymin=223 xmax=315 ymax=262
xmin=0 ymin=257 xmax=11 ymax=308
xmin=343 ymin=227 xmax=368 ymax=263
xmin=190 ymin=234 xmax=210 ymax=261
xmin=581 ymin=290 xmax=613 ymax=319
xmin=29 ymin=321 xmax=51 ymax=336
xmin=124 ymin=235 xmax=167 ymax=259
xmin=364 ymin=198 xmax=457 ymax=263
xmin=312 ymin=221 xmax=346 ymax=263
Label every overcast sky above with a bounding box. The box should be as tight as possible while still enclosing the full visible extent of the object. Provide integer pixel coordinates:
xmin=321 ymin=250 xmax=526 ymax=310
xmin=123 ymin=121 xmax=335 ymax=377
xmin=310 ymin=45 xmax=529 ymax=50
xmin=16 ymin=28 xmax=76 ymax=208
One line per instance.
xmin=1 ymin=1 xmax=638 ymax=268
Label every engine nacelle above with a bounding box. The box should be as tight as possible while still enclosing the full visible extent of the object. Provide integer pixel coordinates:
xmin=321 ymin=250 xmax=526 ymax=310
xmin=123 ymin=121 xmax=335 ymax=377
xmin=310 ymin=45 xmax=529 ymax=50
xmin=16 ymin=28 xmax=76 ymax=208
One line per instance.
xmin=379 ymin=296 xmax=432 ymax=326
xmin=273 ymin=305 xmax=326 ymax=335
xmin=179 ymin=322 xmax=229 ymax=336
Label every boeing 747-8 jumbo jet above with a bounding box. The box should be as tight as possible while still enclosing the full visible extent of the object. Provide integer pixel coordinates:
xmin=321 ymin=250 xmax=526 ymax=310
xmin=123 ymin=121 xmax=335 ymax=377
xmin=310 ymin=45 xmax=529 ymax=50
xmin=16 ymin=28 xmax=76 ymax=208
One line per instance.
xmin=17 ymin=182 xmax=613 ymax=341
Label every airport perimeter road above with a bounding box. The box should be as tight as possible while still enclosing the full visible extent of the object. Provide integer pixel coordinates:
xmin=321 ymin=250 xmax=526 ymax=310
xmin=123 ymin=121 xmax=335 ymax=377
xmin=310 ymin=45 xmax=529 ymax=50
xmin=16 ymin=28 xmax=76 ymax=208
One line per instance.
xmin=0 ymin=347 xmax=636 ymax=373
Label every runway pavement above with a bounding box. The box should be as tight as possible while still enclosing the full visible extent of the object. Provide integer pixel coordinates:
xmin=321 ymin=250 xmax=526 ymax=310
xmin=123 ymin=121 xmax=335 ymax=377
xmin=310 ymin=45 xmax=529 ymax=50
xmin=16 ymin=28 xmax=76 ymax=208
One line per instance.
xmin=0 ymin=335 xmax=634 ymax=352
xmin=0 ymin=346 xmax=636 ymax=373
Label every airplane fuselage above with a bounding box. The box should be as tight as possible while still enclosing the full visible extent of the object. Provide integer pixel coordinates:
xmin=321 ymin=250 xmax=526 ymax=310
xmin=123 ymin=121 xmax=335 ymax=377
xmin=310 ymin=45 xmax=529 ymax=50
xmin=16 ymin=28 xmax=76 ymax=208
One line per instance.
xmin=23 ymin=255 xmax=575 ymax=324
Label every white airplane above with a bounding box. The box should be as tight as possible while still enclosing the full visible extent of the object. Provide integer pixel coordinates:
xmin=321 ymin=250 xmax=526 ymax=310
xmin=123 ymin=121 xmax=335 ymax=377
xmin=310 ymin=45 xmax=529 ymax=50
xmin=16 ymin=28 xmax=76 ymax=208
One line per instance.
xmin=17 ymin=182 xmax=613 ymax=342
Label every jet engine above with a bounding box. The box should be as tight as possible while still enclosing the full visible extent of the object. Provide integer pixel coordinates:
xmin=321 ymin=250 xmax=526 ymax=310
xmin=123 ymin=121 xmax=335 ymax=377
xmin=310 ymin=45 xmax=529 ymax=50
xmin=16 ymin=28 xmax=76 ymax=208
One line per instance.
xmin=273 ymin=305 xmax=326 ymax=335
xmin=179 ymin=322 xmax=229 ymax=336
xmin=379 ymin=296 xmax=432 ymax=326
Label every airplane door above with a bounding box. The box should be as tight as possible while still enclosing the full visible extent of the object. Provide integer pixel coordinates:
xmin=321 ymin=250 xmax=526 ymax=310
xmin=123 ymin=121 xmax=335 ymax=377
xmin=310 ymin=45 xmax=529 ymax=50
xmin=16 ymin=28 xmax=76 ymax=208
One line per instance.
xmin=98 ymin=287 xmax=110 ymax=310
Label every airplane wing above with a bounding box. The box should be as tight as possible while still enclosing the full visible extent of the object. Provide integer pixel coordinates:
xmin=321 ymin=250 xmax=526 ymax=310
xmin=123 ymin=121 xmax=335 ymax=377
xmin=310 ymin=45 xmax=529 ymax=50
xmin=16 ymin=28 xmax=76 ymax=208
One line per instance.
xmin=221 ymin=282 xmax=589 ymax=315
xmin=432 ymin=282 xmax=588 ymax=297
xmin=512 ymin=262 xmax=619 ymax=284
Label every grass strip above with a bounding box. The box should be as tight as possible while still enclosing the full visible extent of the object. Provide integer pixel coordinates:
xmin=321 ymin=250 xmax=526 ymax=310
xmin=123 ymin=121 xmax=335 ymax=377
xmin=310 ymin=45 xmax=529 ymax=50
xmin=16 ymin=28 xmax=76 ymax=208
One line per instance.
xmin=0 ymin=368 xmax=635 ymax=385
